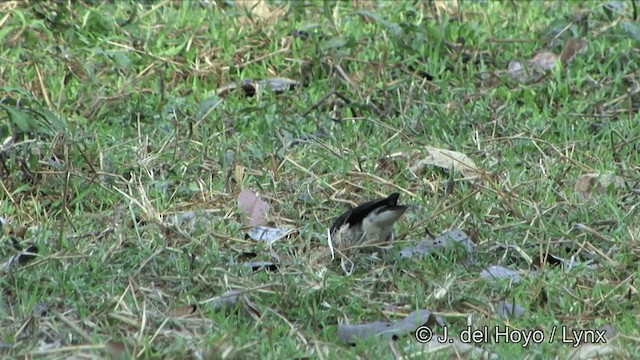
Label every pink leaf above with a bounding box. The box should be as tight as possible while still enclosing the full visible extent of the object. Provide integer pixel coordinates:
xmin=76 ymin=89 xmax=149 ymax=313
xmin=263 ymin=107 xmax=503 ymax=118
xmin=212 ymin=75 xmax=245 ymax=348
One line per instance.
xmin=237 ymin=189 xmax=269 ymax=227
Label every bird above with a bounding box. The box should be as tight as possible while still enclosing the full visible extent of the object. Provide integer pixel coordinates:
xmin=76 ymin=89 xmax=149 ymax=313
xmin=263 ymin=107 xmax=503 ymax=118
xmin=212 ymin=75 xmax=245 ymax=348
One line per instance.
xmin=329 ymin=192 xmax=410 ymax=249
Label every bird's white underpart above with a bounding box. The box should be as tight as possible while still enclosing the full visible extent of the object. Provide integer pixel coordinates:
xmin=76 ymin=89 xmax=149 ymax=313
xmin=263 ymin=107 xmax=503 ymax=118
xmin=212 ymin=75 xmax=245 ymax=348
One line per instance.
xmin=359 ymin=207 xmax=407 ymax=245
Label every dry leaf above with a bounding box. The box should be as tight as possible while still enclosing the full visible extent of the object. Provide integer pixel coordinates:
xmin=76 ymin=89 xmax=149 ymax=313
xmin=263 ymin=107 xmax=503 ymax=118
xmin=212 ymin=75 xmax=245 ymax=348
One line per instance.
xmin=246 ymin=226 xmax=295 ymax=244
xmin=567 ymin=344 xmax=618 ymax=359
xmin=105 ymin=342 xmax=129 ymax=358
xmin=506 ymin=59 xmax=531 ymax=82
xmin=261 ymin=77 xmax=301 ymax=93
xmin=480 ymin=265 xmax=523 ymax=284
xmin=236 ymin=0 xmax=285 ymax=23
xmin=507 ymin=52 xmax=557 ymax=83
xmin=170 ymin=304 xmax=199 ymax=317
xmin=597 ymin=324 xmax=618 ymax=339
xmin=12 ymin=226 xmax=27 ymax=238
xmin=528 ymin=51 xmax=559 ymax=71
xmin=237 ymin=189 xmax=269 ymax=227
xmin=400 ymin=229 xmax=474 ymax=259
xmin=237 ymin=0 xmax=271 ymax=18
xmin=34 ymin=302 xmax=49 ymax=317
xmin=208 ymin=289 xmax=244 ymax=311
xmin=433 ymin=0 xmax=459 ymax=17
xmin=165 ymin=211 xmax=214 ymax=229
xmin=410 ymin=147 xmax=479 ymax=178
xmin=574 ymin=173 xmax=626 ymax=200
xmin=507 ymin=60 xmax=523 ymax=73
xmin=560 ymin=38 xmax=588 ymax=63
xmin=36 ymin=339 xmax=62 ymax=352
xmin=207 ymin=289 xmax=261 ymax=319
xmin=336 ymin=310 xmax=444 ymax=344
xmin=234 ymin=165 xmax=245 ymax=184
xmin=506 ymin=37 xmax=587 ymax=83
xmin=217 ymin=78 xmax=300 ymax=97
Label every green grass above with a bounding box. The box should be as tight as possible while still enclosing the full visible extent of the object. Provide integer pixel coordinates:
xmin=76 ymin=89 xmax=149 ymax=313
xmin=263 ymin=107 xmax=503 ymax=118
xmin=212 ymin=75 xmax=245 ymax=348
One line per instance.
xmin=1 ymin=0 xmax=639 ymax=358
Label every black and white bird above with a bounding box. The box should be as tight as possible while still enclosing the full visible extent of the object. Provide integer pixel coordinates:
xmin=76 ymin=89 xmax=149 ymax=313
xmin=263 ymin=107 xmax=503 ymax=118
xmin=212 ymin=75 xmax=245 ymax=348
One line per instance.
xmin=329 ymin=193 xmax=409 ymax=249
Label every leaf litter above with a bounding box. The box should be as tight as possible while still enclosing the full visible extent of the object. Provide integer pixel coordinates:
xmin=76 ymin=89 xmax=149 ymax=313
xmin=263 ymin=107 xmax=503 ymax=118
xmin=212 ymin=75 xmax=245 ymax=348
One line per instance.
xmin=506 ymin=37 xmax=588 ymax=83
xmin=336 ymin=309 xmax=444 ymax=344
xmin=171 ymin=289 xmax=260 ymax=320
xmin=376 ymin=147 xmax=481 ymax=181
xmin=480 ymin=265 xmax=524 ymax=284
xmin=245 ymin=226 xmax=295 ymax=244
xmin=410 ymin=147 xmax=480 ymax=179
xmin=237 ymin=189 xmax=270 ymax=227
xmin=216 ymin=78 xmax=301 ymax=98
xmin=400 ymin=228 xmax=475 ymax=260
xmin=574 ymin=172 xmax=627 ymax=200
xmin=237 ymin=189 xmax=295 ymax=271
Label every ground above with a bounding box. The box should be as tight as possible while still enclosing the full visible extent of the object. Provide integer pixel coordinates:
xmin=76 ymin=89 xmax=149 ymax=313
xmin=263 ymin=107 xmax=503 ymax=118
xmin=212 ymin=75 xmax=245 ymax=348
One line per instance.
xmin=0 ymin=0 xmax=639 ymax=359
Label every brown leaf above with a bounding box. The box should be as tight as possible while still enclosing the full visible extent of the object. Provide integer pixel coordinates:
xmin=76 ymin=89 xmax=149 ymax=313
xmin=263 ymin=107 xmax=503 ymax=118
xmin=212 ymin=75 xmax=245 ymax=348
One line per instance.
xmin=170 ymin=304 xmax=199 ymax=317
xmin=574 ymin=173 xmax=626 ymax=200
xmin=12 ymin=226 xmax=27 ymax=238
xmin=410 ymin=147 xmax=479 ymax=178
xmin=560 ymin=38 xmax=588 ymax=63
xmin=528 ymin=51 xmax=559 ymax=71
xmin=236 ymin=0 xmax=285 ymax=23
xmin=237 ymin=0 xmax=271 ymax=18
xmin=237 ymin=189 xmax=269 ymax=227
xmin=506 ymin=37 xmax=587 ymax=83
xmin=105 ymin=342 xmax=129 ymax=358
xmin=234 ymin=165 xmax=245 ymax=184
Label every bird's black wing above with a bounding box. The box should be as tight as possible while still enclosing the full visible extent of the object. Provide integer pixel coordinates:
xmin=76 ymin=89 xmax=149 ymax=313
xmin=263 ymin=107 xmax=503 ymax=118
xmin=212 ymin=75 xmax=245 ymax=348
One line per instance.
xmin=330 ymin=193 xmax=401 ymax=233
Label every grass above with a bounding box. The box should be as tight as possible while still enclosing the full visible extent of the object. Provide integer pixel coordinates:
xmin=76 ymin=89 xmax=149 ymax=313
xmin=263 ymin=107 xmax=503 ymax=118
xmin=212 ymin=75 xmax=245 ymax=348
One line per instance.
xmin=1 ymin=0 xmax=639 ymax=358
